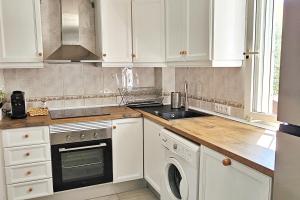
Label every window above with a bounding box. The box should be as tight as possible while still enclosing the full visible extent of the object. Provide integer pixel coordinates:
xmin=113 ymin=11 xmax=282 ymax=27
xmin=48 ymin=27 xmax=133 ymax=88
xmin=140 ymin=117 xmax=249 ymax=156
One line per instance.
xmin=245 ymin=0 xmax=284 ymax=122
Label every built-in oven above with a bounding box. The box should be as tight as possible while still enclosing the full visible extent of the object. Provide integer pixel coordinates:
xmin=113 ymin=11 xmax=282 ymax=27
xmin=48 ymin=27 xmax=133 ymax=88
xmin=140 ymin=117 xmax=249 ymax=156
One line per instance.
xmin=50 ymin=121 xmax=113 ymax=192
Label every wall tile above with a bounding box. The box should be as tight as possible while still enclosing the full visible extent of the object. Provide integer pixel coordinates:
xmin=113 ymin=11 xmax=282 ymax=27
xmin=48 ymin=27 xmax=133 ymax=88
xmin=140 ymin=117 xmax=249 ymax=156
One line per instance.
xmin=175 ymin=67 xmax=245 ymax=118
xmin=61 ymin=64 xmax=84 ymax=96
xmin=162 ymin=67 xmax=176 ymax=93
xmin=102 ymin=68 xmax=122 ymax=94
xmin=154 ymin=68 xmax=162 ymax=89
xmin=132 ymin=68 xmax=155 ymax=87
xmin=188 ymin=67 xmax=214 ymax=99
xmin=83 ymin=64 xmax=103 ymax=95
xmin=39 ymin=64 xmax=64 ymax=97
xmin=3 ymin=69 xmax=18 ymax=95
xmin=64 ymin=99 xmax=85 ymax=108
xmin=213 ymin=68 xmax=244 ymax=103
xmin=84 ymin=98 xmax=103 ymax=107
xmin=175 ymin=68 xmax=188 ymax=92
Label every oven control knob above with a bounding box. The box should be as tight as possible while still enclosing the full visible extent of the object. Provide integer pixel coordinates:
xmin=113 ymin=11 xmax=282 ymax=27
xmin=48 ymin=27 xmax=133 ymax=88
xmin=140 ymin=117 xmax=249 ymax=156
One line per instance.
xmin=80 ymin=134 xmax=85 ymax=139
xmin=94 ymin=132 xmax=99 ymax=138
xmin=66 ymin=135 xmax=71 ymax=141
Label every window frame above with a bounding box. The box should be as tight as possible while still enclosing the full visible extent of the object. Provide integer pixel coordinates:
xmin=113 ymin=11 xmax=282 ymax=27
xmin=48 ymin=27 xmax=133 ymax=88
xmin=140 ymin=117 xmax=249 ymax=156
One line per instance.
xmin=244 ymin=0 xmax=278 ymax=123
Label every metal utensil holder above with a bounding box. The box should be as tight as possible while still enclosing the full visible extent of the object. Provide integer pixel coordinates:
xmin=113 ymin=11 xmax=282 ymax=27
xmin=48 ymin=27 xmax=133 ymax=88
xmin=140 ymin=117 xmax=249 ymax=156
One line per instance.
xmin=118 ymin=87 xmax=163 ymax=106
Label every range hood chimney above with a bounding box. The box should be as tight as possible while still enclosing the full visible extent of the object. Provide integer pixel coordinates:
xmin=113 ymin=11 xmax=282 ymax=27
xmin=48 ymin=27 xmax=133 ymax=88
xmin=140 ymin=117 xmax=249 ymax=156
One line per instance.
xmin=46 ymin=0 xmax=100 ymax=62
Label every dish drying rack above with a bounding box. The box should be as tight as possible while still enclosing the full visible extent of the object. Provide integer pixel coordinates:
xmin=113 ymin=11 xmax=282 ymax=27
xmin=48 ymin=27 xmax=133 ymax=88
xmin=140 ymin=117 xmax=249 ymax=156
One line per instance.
xmin=118 ymin=87 xmax=163 ymax=108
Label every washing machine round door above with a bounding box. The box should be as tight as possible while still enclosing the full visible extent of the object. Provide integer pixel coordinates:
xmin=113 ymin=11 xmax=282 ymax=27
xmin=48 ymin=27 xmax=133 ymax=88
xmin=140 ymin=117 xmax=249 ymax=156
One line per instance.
xmin=164 ymin=158 xmax=189 ymax=200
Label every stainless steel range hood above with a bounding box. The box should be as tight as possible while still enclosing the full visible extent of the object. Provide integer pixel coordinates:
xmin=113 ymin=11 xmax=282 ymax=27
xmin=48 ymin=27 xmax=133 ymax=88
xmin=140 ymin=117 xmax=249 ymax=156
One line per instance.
xmin=46 ymin=0 xmax=100 ymax=62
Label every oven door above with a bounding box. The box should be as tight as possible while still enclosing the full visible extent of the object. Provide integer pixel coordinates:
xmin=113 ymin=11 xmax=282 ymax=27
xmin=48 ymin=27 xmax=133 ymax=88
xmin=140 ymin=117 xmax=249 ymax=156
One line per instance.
xmin=51 ymin=139 xmax=113 ymax=192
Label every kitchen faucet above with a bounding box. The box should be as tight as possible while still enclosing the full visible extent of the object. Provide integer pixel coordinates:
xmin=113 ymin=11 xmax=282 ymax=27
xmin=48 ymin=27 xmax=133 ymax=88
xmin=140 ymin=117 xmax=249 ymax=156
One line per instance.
xmin=184 ymin=81 xmax=189 ymax=111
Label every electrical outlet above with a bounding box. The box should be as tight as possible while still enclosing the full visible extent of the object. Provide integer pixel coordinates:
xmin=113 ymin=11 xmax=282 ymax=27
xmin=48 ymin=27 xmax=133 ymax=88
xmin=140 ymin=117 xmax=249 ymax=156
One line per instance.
xmin=214 ymin=103 xmax=231 ymax=116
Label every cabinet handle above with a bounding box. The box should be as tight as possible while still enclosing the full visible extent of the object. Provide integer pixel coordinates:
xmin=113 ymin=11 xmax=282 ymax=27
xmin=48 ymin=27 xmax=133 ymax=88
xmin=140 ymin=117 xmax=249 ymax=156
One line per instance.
xmin=28 ymin=188 xmax=33 ymax=193
xmin=38 ymin=52 xmax=43 ymax=56
xmin=179 ymin=51 xmax=183 ymax=55
xmin=222 ymin=158 xmax=232 ymax=166
xmin=26 ymin=171 xmax=32 ymax=176
xmin=25 ymin=152 xmax=30 ymax=157
xmin=243 ymin=50 xmax=259 ymax=59
xmin=102 ymin=53 xmax=107 ymax=57
xmin=24 ymin=134 xmax=29 ymax=139
xmin=112 ymin=125 xmax=116 ymax=129
xmin=132 ymin=54 xmax=136 ymax=58
xmin=183 ymin=50 xmax=187 ymax=55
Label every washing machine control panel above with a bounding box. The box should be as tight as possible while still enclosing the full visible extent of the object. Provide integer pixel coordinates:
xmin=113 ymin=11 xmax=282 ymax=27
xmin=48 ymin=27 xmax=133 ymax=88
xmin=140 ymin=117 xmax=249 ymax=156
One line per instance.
xmin=161 ymin=132 xmax=195 ymax=163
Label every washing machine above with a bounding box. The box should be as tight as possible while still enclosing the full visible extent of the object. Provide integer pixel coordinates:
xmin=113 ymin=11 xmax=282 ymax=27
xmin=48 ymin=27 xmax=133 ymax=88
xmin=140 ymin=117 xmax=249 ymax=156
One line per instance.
xmin=160 ymin=129 xmax=200 ymax=200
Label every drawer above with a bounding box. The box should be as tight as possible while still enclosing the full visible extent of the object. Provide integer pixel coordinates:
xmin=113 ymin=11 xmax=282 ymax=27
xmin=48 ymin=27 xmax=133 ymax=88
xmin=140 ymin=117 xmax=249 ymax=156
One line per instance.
xmin=2 ymin=126 xmax=49 ymax=148
xmin=4 ymin=144 xmax=51 ymax=166
xmin=5 ymin=161 xmax=52 ymax=184
xmin=7 ymin=178 xmax=53 ymax=200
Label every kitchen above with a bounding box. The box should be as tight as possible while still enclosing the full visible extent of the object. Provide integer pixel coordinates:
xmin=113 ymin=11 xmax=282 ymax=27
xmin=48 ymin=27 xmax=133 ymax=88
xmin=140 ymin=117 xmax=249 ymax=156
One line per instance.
xmin=0 ymin=0 xmax=298 ymax=200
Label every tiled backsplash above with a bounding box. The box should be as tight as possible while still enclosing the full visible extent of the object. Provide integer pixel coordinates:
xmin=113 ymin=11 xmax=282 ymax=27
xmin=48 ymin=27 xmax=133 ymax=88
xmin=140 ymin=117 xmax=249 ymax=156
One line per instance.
xmin=175 ymin=67 xmax=245 ymax=118
xmin=3 ymin=65 xmax=159 ymax=109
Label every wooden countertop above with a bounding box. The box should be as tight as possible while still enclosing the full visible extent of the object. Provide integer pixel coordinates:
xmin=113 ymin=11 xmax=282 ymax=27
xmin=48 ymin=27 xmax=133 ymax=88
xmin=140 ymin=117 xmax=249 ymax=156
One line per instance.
xmin=138 ymin=109 xmax=276 ymax=177
xmin=0 ymin=106 xmax=275 ymax=177
xmin=0 ymin=106 xmax=142 ymax=129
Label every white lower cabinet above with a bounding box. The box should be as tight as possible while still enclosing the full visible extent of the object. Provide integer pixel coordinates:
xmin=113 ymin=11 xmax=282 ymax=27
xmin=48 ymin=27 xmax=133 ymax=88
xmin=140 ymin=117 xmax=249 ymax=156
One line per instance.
xmin=144 ymin=118 xmax=164 ymax=193
xmin=5 ymin=162 xmax=52 ymax=185
xmin=7 ymin=179 xmax=53 ymax=200
xmin=1 ymin=126 xmax=53 ymax=200
xmin=112 ymin=118 xmax=143 ymax=183
xmin=4 ymin=144 xmax=51 ymax=167
xmin=199 ymin=146 xmax=272 ymax=200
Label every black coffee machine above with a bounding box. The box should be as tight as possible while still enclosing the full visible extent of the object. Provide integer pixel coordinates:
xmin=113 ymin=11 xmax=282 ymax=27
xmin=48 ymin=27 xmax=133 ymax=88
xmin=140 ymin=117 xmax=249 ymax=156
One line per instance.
xmin=11 ymin=91 xmax=27 ymax=119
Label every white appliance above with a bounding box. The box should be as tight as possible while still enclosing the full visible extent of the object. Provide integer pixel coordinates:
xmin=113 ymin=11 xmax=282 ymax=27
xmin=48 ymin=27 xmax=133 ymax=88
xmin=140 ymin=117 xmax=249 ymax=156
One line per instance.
xmin=273 ymin=0 xmax=300 ymax=200
xmin=160 ymin=129 xmax=200 ymax=200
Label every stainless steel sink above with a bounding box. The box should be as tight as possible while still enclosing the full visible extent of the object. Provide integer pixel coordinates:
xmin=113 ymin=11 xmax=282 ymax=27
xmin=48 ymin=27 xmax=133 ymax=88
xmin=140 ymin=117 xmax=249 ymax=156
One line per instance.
xmin=153 ymin=110 xmax=211 ymax=120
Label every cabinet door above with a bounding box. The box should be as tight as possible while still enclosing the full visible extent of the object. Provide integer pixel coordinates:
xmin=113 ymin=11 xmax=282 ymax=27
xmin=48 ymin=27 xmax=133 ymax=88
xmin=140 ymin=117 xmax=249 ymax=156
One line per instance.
xmin=0 ymin=0 xmax=43 ymax=63
xmin=199 ymin=146 xmax=272 ymax=200
xmin=211 ymin=0 xmax=246 ymax=66
xmin=112 ymin=118 xmax=143 ymax=183
xmin=100 ymin=0 xmax=132 ymax=63
xmin=165 ymin=0 xmax=186 ymax=62
xmin=144 ymin=118 xmax=164 ymax=193
xmin=132 ymin=0 xmax=165 ymax=63
xmin=185 ymin=0 xmax=209 ymax=61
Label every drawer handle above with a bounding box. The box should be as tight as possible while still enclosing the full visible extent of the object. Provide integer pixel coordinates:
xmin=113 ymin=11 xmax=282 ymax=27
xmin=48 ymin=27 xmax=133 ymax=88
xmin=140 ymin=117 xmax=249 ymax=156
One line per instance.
xmin=222 ymin=158 xmax=232 ymax=166
xmin=26 ymin=171 xmax=32 ymax=176
xmin=24 ymin=134 xmax=29 ymax=138
xmin=112 ymin=125 xmax=116 ymax=129
xmin=25 ymin=152 xmax=30 ymax=157
xmin=28 ymin=188 xmax=33 ymax=193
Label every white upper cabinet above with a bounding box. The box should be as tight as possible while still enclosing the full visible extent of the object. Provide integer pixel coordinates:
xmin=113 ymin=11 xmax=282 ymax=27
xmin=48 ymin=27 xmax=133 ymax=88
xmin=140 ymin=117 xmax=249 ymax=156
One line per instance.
xmin=210 ymin=0 xmax=246 ymax=67
xmin=165 ymin=0 xmax=186 ymax=62
xmin=166 ymin=0 xmax=246 ymax=67
xmin=132 ymin=0 xmax=165 ymax=65
xmin=0 ymin=0 xmax=43 ymax=68
xmin=187 ymin=0 xmax=210 ymax=62
xmin=112 ymin=118 xmax=143 ymax=183
xmin=98 ymin=0 xmax=133 ymax=65
xmin=199 ymin=146 xmax=272 ymax=200
xmin=166 ymin=0 xmax=209 ymax=64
